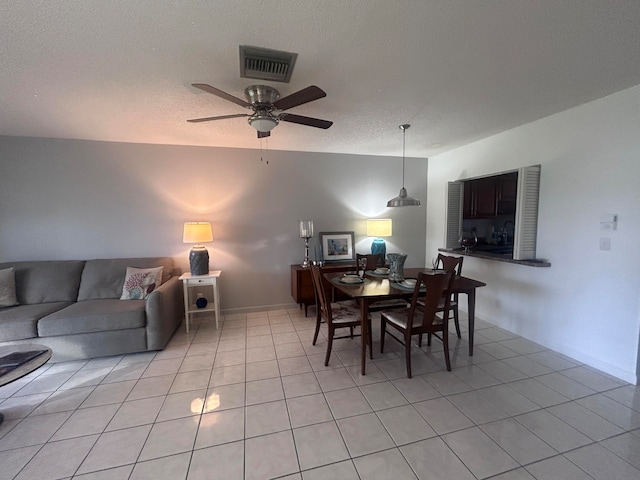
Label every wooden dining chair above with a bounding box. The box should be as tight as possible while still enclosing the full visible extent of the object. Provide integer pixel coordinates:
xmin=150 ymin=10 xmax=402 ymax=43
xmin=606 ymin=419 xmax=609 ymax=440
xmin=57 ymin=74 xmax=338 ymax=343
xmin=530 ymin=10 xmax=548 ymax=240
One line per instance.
xmin=310 ymin=264 xmax=366 ymax=366
xmin=435 ymin=253 xmax=464 ymax=338
xmin=380 ymin=271 xmax=454 ymax=377
xmin=355 ymin=253 xmax=383 ymax=276
xmin=417 ymin=254 xmax=463 ymax=347
xmin=310 ymin=263 xmax=360 ymax=345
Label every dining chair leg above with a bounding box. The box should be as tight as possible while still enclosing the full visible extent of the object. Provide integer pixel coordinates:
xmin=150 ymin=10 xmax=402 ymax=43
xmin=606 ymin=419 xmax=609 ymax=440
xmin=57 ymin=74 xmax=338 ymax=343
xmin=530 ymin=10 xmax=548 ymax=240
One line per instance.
xmin=404 ymin=330 xmax=413 ymax=378
xmin=427 ymin=333 xmax=432 ymax=346
xmin=453 ymin=293 xmax=461 ymax=338
xmin=312 ymin=313 xmax=322 ymax=346
xmin=380 ymin=317 xmax=386 ymax=353
xmin=443 ymin=328 xmax=452 ymax=371
xmin=324 ymin=326 xmax=334 ymax=366
xmin=350 ymin=326 xmax=354 ymax=338
xmin=418 ymin=334 xmax=423 ymax=347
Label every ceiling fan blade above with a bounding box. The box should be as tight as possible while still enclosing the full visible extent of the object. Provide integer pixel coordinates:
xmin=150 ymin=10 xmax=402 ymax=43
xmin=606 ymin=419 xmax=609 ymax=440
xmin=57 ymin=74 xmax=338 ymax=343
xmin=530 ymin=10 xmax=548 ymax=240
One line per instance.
xmin=280 ymin=113 xmax=333 ymax=129
xmin=257 ymin=130 xmax=271 ymax=138
xmin=273 ymin=85 xmax=326 ymax=111
xmin=187 ymin=113 xmax=249 ymax=123
xmin=191 ymin=83 xmax=250 ymax=108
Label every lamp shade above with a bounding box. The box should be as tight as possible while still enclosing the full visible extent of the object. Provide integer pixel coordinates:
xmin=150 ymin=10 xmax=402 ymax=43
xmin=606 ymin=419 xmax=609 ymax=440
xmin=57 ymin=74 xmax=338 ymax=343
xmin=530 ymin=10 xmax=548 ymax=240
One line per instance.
xmin=299 ymin=220 xmax=314 ymax=238
xmin=366 ymin=219 xmax=392 ymax=237
xmin=183 ymin=222 xmax=213 ymax=244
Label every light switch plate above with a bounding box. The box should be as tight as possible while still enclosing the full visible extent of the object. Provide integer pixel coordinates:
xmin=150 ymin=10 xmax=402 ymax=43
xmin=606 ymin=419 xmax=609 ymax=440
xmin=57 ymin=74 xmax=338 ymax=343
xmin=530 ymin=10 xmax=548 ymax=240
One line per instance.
xmin=601 ymin=214 xmax=618 ymax=230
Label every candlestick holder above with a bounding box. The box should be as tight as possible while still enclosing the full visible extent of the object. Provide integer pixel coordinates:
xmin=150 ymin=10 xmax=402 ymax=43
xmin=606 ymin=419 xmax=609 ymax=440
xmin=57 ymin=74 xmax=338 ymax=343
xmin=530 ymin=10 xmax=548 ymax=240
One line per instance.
xmin=299 ymin=220 xmax=314 ymax=268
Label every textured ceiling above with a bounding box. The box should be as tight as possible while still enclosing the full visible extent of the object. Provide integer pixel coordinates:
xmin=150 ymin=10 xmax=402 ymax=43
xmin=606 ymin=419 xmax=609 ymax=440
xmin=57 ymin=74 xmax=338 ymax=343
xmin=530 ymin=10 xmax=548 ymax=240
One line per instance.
xmin=1 ymin=0 xmax=639 ymax=157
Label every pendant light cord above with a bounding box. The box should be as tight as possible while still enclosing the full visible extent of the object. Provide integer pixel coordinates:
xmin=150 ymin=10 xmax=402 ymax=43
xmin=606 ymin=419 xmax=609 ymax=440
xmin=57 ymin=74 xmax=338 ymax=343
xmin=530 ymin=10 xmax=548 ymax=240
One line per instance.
xmin=400 ymin=123 xmax=410 ymax=188
xmin=402 ymin=126 xmax=406 ymax=188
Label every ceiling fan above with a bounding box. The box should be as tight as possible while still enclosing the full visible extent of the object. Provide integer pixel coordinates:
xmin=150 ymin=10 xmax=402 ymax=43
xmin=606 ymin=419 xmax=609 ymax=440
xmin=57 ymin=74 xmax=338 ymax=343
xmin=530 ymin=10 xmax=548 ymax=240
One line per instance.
xmin=187 ymin=84 xmax=333 ymax=138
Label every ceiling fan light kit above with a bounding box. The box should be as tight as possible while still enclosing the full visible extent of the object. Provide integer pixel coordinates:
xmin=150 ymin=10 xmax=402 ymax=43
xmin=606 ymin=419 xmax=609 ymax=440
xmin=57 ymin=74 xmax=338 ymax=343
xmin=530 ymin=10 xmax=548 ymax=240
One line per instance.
xmin=387 ymin=124 xmax=421 ymax=207
xmin=249 ymin=115 xmax=278 ymax=132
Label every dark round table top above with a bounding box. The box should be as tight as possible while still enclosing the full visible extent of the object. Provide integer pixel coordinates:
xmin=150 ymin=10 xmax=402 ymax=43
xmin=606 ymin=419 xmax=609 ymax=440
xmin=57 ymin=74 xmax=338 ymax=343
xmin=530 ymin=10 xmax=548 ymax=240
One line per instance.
xmin=0 ymin=344 xmax=52 ymax=388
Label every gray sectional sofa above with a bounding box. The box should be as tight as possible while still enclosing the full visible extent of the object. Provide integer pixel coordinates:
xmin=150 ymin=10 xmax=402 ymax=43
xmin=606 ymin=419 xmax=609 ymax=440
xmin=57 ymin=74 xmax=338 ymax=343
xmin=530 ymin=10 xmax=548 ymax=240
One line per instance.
xmin=0 ymin=257 xmax=183 ymax=361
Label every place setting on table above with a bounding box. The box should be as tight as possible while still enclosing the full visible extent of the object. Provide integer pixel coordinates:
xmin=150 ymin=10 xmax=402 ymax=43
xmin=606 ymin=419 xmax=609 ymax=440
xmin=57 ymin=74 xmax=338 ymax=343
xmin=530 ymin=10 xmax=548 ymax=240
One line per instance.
xmin=364 ymin=266 xmax=389 ymax=278
xmin=389 ymin=276 xmax=421 ymax=290
xmin=329 ymin=254 xmax=447 ymax=291
xmin=336 ymin=273 xmax=364 ymax=285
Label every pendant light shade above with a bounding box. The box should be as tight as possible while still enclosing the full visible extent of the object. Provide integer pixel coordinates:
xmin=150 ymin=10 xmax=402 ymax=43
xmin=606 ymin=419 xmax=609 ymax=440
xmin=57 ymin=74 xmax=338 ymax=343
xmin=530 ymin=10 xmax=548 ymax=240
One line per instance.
xmin=387 ymin=187 xmax=421 ymax=207
xmin=387 ymin=124 xmax=421 ymax=207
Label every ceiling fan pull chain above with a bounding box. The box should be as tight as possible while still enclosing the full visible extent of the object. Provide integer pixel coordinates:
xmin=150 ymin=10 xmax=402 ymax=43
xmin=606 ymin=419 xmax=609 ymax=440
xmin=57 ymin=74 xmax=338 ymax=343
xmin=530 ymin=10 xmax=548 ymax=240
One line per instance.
xmin=265 ymin=138 xmax=269 ymax=164
xmin=259 ymin=137 xmax=269 ymax=165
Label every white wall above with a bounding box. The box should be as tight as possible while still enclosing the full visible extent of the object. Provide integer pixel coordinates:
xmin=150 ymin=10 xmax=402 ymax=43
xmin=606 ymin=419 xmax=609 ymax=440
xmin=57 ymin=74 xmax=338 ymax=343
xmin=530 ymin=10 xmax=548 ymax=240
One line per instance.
xmin=0 ymin=137 xmax=427 ymax=312
xmin=426 ymin=84 xmax=640 ymax=383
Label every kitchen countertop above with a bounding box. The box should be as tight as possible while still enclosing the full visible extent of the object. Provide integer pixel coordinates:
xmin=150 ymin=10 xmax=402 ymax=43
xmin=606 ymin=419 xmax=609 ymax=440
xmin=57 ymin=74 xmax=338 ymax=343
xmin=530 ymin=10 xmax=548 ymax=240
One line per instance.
xmin=438 ymin=248 xmax=551 ymax=267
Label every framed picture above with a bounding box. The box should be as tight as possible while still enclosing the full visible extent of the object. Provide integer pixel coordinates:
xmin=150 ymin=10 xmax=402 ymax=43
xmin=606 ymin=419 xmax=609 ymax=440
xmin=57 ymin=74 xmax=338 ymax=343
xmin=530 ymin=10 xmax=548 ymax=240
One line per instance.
xmin=320 ymin=231 xmax=355 ymax=262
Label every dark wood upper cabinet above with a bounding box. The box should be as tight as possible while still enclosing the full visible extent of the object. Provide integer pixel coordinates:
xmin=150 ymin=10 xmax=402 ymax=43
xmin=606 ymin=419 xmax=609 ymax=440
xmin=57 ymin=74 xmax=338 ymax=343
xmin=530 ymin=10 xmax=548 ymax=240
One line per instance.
xmin=463 ymin=181 xmax=473 ymax=218
xmin=463 ymin=172 xmax=517 ymax=218
xmin=497 ymin=172 xmax=518 ymax=215
xmin=475 ymin=177 xmax=498 ymax=217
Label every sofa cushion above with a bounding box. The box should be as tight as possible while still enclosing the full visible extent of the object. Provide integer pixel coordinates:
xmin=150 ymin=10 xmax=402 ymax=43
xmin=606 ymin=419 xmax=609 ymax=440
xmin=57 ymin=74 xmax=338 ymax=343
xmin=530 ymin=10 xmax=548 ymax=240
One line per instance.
xmin=77 ymin=257 xmax=174 ymax=301
xmin=0 ymin=267 xmax=19 ymax=308
xmin=37 ymin=299 xmax=146 ymax=337
xmin=0 ymin=302 xmax=73 ymax=341
xmin=0 ymin=261 xmax=86 ymax=304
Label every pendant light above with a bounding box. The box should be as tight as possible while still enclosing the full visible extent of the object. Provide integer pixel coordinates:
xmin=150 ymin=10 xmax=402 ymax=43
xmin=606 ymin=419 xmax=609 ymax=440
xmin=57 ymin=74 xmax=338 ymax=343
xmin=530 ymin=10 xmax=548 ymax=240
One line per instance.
xmin=387 ymin=124 xmax=421 ymax=207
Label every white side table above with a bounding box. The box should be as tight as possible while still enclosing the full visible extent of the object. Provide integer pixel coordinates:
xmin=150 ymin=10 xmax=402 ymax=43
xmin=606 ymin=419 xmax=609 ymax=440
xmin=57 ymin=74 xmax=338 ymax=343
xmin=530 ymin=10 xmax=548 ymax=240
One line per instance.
xmin=179 ymin=271 xmax=222 ymax=332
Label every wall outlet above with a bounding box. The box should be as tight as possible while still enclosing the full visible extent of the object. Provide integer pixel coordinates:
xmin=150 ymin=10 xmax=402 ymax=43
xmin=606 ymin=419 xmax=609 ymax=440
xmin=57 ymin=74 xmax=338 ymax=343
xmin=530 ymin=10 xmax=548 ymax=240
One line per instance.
xmin=599 ymin=237 xmax=611 ymax=251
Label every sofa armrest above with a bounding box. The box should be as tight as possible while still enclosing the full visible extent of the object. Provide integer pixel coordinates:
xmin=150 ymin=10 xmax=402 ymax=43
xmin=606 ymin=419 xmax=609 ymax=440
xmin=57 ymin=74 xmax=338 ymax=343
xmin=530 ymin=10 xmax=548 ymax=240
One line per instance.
xmin=144 ymin=276 xmax=183 ymax=350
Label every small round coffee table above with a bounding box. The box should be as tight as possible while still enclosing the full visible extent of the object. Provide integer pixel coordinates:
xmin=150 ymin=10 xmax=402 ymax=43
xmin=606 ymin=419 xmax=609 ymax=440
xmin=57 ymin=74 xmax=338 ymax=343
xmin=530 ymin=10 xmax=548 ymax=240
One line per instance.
xmin=0 ymin=344 xmax=52 ymax=425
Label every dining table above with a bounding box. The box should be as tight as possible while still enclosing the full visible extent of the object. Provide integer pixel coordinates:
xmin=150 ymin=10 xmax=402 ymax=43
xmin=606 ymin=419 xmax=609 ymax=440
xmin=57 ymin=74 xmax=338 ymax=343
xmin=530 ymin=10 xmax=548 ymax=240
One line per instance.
xmin=325 ymin=267 xmax=487 ymax=375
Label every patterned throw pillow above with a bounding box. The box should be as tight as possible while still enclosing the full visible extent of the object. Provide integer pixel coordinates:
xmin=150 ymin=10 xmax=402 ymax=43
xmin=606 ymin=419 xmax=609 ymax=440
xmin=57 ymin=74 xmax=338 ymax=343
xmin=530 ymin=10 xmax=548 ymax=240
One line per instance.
xmin=120 ymin=266 xmax=164 ymax=300
xmin=0 ymin=267 xmax=19 ymax=308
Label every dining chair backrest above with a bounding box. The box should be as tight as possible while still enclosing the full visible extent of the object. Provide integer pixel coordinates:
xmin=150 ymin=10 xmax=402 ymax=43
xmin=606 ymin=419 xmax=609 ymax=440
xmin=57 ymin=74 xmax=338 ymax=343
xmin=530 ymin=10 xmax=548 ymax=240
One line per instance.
xmin=437 ymin=254 xmax=463 ymax=276
xmin=408 ymin=271 xmax=453 ymax=329
xmin=356 ymin=253 xmax=383 ymax=275
xmin=309 ymin=263 xmax=323 ymax=318
xmin=310 ymin=264 xmax=333 ymax=321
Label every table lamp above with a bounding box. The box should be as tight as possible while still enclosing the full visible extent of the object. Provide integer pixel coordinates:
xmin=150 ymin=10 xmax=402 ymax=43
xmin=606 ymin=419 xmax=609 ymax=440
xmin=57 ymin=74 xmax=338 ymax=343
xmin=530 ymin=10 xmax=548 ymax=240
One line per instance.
xmin=366 ymin=219 xmax=392 ymax=259
xmin=183 ymin=222 xmax=213 ymax=276
xmin=299 ymin=220 xmax=314 ymax=268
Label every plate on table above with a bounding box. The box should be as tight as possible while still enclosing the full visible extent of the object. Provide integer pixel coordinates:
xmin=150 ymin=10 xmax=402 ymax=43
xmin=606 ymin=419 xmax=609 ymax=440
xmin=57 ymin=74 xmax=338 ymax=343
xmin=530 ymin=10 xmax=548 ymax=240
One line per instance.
xmin=373 ymin=267 xmax=389 ymax=274
xmin=340 ymin=274 xmax=364 ymax=284
xmin=398 ymin=278 xmax=417 ymax=288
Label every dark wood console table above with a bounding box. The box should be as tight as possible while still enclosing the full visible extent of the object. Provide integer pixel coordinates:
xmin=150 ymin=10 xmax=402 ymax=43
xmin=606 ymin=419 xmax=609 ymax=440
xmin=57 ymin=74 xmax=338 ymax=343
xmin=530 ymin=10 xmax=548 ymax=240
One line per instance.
xmin=291 ymin=263 xmax=354 ymax=316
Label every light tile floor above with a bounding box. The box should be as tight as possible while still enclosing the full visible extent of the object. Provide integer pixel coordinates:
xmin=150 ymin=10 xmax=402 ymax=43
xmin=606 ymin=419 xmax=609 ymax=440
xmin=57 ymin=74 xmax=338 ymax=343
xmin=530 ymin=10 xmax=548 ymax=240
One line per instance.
xmin=2 ymin=308 xmax=640 ymax=479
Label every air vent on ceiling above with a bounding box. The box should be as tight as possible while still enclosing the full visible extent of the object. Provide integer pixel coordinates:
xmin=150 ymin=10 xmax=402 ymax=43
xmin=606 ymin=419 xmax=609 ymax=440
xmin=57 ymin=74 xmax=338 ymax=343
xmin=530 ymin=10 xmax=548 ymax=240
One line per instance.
xmin=239 ymin=45 xmax=298 ymax=83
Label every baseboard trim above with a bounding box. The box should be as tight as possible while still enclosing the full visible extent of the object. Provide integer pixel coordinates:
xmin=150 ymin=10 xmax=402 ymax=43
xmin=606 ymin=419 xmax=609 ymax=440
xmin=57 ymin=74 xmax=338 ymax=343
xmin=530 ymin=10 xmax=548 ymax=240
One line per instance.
xmin=221 ymin=302 xmax=301 ymax=315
